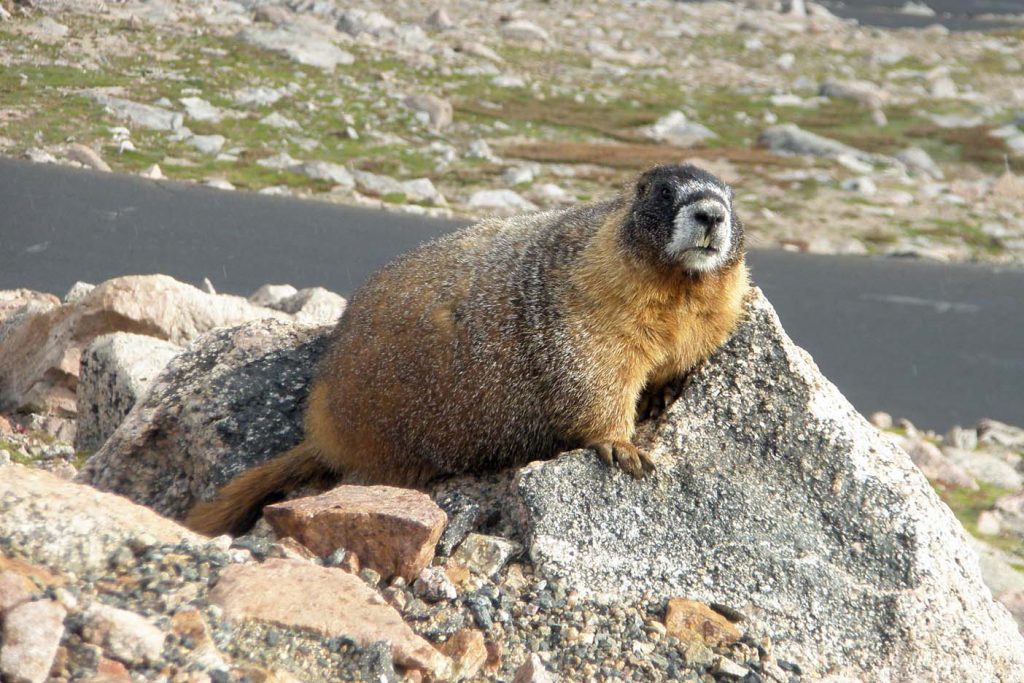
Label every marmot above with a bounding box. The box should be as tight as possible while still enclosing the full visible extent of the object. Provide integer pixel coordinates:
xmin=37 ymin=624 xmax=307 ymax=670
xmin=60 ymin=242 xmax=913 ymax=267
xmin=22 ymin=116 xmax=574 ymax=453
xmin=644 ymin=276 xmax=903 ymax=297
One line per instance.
xmin=186 ymin=164 xmax=749 ymax=536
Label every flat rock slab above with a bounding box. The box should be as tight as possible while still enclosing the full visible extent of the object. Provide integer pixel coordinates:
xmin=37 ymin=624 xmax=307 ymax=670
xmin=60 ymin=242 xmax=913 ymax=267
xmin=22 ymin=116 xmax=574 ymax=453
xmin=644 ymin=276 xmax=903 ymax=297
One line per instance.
xmin=0 ymin=465 xmax=203 ymax=574
xmin=265 ymin=485 xmax=447 ymax=582
xmin=209 ymin=558 xmax=449 ymax=676
xmin=514 ymin=289 xmax=1024 ymax=680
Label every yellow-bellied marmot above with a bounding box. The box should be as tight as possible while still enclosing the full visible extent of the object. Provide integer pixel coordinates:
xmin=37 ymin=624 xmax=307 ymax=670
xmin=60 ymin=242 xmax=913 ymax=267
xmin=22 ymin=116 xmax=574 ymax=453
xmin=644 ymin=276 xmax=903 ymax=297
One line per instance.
xmin=186 ymin=164 xmax=749 ymax=536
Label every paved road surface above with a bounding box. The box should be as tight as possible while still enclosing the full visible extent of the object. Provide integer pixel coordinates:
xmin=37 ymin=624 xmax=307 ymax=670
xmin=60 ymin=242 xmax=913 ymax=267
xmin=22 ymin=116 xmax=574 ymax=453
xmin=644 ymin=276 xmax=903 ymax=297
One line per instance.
xmin=1 ymin=157 xmax=1022 ymax=431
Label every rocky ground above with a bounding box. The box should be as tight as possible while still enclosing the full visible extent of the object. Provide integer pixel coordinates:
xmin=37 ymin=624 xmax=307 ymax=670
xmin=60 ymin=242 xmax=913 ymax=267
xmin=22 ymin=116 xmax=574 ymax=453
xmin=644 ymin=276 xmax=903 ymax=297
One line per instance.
xmin=2 ymin=0 xmax=1024 ymax=262
xmin=2 ymin=275 xmax=1024 ymax=682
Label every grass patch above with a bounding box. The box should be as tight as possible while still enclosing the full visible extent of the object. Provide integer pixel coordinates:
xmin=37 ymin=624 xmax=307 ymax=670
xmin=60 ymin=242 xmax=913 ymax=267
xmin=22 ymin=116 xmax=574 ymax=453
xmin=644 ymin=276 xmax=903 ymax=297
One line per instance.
xmin=938 ymin=481 xmax=1022 ymax=559
xmin=501 ymin=140 xmax=802 ymax=170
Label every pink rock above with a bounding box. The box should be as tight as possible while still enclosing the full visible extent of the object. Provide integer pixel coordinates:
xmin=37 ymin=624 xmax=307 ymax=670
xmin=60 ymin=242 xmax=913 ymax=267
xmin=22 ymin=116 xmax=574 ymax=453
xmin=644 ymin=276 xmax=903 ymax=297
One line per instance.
xmin=264 ymin=485 xmax=447 ymax=582
xmin=898 ymin=436 xmax=978 ymax=490
xmin=0 ymin=599 xmax=67 ymax=683
xmin=209 ymin=559 xmax=450 ymax=677
xmin=441 ymin=629 xmax=487 ymax=681
xmin=0 ymin=570 xmax=33 ymax=616
xmin=512 ymin=653 xmax=556 ymax=683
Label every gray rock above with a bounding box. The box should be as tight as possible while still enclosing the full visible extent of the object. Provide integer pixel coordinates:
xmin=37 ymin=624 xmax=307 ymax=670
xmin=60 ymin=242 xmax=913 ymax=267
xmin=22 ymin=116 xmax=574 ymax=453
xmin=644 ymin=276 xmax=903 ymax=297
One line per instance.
xmin=239 ymin=26 xmax=355 ymax=70
xmin=81 ymin=603 xmax=165 ymax=665
xmin=513 ymin=289 xmax=1024 ymax=679
xmin=644 ymin=111 xmax=717 ymax=146
xmin=979 ymin=419 xmax=1024 ymax=450
xmin=759 ymin=123 xmax=876 ymax=162
xmin=970 ymin=537 xmax=1024 ymax=596
xmin=65 ymin=143 xmax=111 ymax=172
xmin=337 ymin=9 xmax=395 ymax=37
xmin=404 ymin=94 xmax=453 ymax=132
xmin=995 ymin=492 xmax=1024 ymax=538
xmin=897 ymin=147 xmax=943 ymax=179
xmin=179 ymin=96 xmax=224 ymax=123
xmin=63 ymin=281 xmax=95 ymax=304
xmin=467 ymin=189 xmax=538 ymax=212
xmin=75 ymin=333 xmax=182 ymax=453
xmin=259 ymin=112 xmax=300 ymax=129
xmin=188 ymin=134 xmax=226 ymax=155
xmin=85 ymin=92 xmax=184 ymax=131
xmin=233 ymin=86 xmax=289 ymax=107
xmin=248 ymin=284 xmax=299 ymax=308
xmin=291 ymin=161 xmax=355 ymax=188
xmin=78 ymin=320 xmax=332 ymax=520
xmin=425 ymin=7 xmax=454 ymax=30
xmin=820 ymin=80 xmax=887 ymax=108
xmin=942 ymin=446 xmax=1023 ymax=490
xmin=500 ymin=19 xmax=550 ymax=44
xmin=450 ymin=533 xmax=521 ymax=578
xmin=270 ymin=287 xmax=347 ymax=324
xmin=898 ymin=437 xmax=978 ymax=490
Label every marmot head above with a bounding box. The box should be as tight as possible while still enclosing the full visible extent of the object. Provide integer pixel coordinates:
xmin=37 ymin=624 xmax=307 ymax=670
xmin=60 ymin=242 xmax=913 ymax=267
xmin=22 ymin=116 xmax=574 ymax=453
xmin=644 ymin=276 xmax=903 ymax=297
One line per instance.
xmin=622 ymin=164 xmax=744 ymax=275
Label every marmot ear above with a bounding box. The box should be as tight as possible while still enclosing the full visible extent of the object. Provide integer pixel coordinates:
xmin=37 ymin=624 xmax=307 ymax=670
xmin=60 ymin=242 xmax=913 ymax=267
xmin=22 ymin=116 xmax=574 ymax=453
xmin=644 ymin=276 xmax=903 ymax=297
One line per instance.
xmin=635 ymin=175 xmax=651 ymax=198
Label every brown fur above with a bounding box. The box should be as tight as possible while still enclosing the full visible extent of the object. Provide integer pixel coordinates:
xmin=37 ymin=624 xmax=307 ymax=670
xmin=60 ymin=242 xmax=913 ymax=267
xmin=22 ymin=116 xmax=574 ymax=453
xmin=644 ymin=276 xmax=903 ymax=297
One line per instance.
xmin=186 ymin=168 xmax=749 ymax=536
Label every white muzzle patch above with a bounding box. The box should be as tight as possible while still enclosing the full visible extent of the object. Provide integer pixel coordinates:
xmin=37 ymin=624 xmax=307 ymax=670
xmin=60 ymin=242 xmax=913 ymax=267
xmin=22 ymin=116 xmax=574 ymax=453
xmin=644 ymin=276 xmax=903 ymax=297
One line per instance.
xmin=666 ymin=197 xmax=732 ymax=272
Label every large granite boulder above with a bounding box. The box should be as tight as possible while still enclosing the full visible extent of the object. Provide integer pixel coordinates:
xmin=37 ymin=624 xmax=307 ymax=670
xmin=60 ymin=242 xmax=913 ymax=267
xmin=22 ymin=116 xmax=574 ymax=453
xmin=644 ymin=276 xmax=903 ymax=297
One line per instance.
xmin=513 ymin=290 xmax=1024 ymax=680
xmin=78 ymin=319 xmax=332 ymax=520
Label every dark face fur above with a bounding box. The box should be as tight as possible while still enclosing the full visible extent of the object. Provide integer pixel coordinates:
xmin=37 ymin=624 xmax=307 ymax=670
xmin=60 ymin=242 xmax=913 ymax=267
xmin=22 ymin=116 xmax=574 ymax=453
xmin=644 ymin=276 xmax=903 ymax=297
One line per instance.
xmin=621 ymin=164 xmax=745 ymax=275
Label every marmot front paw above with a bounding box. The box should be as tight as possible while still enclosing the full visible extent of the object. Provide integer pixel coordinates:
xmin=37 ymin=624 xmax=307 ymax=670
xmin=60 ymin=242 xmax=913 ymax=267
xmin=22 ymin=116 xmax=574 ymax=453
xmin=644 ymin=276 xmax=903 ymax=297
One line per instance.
xmin=637 ymin=374 xmax=689 ymax=421
xmin=589 ymin=440 xmax=655 ymax=479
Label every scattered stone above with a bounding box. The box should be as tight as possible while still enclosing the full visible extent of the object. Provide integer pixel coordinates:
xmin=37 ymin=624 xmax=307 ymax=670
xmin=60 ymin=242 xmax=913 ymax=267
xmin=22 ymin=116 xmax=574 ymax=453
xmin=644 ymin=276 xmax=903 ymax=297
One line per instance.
xmin=500 ymin=19 xmax=550 ymax=45
xmin=66 ymin=143 xmax=111 ymax=172
xmin=263 ymin=485 xmax=447 ymax=582
xmin=841 ymin=176 xmax=877 ymax=195
xmin=820 ymin=80 xmax=887 ymax=109
xmin=0 ymin=599 xmax=67 ymax=683
xmin=233 ymin=86 xmax=289 ymax=107
xmin=664 ymin=599 xmax=740 ymax=648
xmin=82 ymin=603 xmax=166 ymax=666
xmin=337 ymin=9 xmax=395 ymax=37
xmin=179 ymin=97 xmax=224 ymax=123
xmin=425 ymin=7 xmax=454 ymax=31
xmin=248 ymin=284 xmax=299 ymax=308
xmin=0 ymin=571 xmax=33 ymax=614
xmin=513 ymin=289 xmax=1024 ymax=678
xmin=978 ymin=419 xmax=1024 ymax=450
xmin=85 ymin=93 xmax=184 ymax=131
xmin=759 ymin=123 xmax=877 ymax=162
xmin=139 ymin=164 xmax=164 ymax=180
xmin=188 ymin=134 xmax=226 ymax=155
xmin=994 ymin=492 xmax=1024 ymax=538
xmin=897 ymin=147 xmax=943 ymax=180
xmin=997 ymin=590 xmax=1024 ymax=631
xmin=259 ymin=112 xmax=300 ymax=130
xmin=942 ymin=447 xmax=1023 ymax=490
xmin=644 ymin=111 xmax=717 ymax=146
xmin=79 ymin=319 xmax=330 ymax=520
xmin=413 ymin=567 xmax=458 ymax=602
xmin=256 ymin=152 xmax=302 ymax=170
xmin=75 ymin=332 xmax=182 ymax=452
xmin=896 ymin=438 xmax=978 ymax=489
xmin=269 ymin=287 xmax=347 ymax=324
xmin=239 ymin=26 xmax=355 ymax=70
xmin=467 ymin=189 xmax=538 ymax=212
xmin=929 ymin=76 xmax=958 ymax=98
xmin=63 ymin=282 xmax=95 ymax=304
xmin=404 ymin=94 xmax=453 ymax=132
xmin=450 ymin=534 xmax=520 ymax=579
xmin=440 ymin=629 xmax=487 ymax=681
xmin=209 ymin=559 xmax=450 ymax=676
xmin=291 ymin=161 xmax=354 ymax=188
xmin=512 ymin=653 xmax=555 ymax=683
xmin=869 ymin=411 xmax=893 ymax=430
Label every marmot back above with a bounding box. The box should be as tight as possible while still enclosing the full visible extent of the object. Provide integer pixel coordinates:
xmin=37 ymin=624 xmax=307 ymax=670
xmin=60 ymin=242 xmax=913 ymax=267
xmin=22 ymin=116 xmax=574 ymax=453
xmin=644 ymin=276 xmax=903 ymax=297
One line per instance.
xmin=187 ymin=164 xmax=750 ymax=536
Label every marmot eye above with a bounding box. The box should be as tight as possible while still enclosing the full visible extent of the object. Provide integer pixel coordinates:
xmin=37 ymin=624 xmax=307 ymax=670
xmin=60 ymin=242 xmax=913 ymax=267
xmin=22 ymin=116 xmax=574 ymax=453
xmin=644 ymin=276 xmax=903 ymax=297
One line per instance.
xmin=660 ymin=186 xmax=673 ymax=201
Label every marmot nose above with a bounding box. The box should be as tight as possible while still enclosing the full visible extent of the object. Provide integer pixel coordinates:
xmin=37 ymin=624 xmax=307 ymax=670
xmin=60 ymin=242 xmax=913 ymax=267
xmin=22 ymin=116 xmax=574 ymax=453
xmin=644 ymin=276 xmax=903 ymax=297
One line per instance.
xmin=693 ymin=203 xmax=726 ymax=230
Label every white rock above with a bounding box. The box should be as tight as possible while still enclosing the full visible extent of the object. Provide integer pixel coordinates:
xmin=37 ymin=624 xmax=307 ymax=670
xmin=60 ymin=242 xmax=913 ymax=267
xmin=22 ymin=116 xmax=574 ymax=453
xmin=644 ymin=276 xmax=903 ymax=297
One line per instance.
xmin=259 ymin=112 xmax=300 ymax=129
xmin=179 ymin=96 xmax=224 ymax=123
xmin=404 ymin=94 xmax=453 ymax=131
xmin=292 ymin=161 xmax=355 ymax=188
xmin=500 ymin=19 xmax=550 ymax=44
xmin=337 ymin=9 xmax=395 ymax=37
xmin=65 ymin=143 xmax=111 ymax=172
xmin=86 ymin=92 xmax=184 ymax=131
xmin=897 ymin=147 xmax=943 ymax=179
xmin=239 ymin=26 xmax=355 ymax=70
xmin=466 ymin=139 xmax=499 ymax=162
xmin=503 ymin=166 xmax=535 ymax=185
xmin=248 ymin=284 xmax=299 ymax=308
xmin=140 ymin=164 xmax=165 ymax=180
xmin=257 ymin=152 xmax=302 ymax=169
xmin=644 ymin=111 xmax=717 ymax=146
xmin=841 ymin=176 xmax=877 ymax=195
xmin=0 ymin=599 xmax=66 ymax=683
xmin=188 ymin=134 xmax=226 ymax=155
xmin=82 ymin=603 xmax=166 ymax=665
xmin=451 ymin=533 xmax=521 ymax=578
xmin=467 ymin=189 xmax=538 ymax=212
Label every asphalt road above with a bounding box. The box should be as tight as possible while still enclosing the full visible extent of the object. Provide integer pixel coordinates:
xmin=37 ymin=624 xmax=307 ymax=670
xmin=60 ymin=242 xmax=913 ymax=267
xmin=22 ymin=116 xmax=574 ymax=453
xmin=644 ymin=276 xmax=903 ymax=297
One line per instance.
xmin=1 ymin=157 xmax=1022 ymax=431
